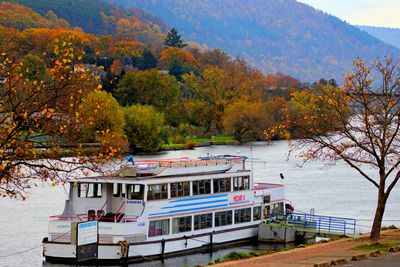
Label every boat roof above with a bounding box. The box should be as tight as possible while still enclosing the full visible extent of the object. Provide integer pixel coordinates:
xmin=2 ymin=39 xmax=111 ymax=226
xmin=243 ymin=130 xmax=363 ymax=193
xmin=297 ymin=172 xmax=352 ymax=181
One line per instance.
xmin=68 ymin=169 xmax=251 ymax=184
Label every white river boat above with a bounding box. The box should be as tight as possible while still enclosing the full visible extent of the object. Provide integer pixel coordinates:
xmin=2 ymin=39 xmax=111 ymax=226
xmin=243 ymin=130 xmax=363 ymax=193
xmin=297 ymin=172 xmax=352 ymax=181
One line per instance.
xmin=43 ymin=156 xmax=291 ymax=264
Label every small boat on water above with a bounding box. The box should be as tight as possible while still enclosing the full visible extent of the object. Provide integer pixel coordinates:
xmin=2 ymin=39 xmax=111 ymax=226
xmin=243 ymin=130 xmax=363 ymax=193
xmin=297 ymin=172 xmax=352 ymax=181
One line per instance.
xmin=43 ymin=155 xmax=291 ymax=264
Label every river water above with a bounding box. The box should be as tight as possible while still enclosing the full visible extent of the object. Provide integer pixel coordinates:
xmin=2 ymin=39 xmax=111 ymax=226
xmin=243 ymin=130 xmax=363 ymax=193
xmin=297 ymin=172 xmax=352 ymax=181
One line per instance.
xmin=1 ymin=141 xmax=400 ymax=266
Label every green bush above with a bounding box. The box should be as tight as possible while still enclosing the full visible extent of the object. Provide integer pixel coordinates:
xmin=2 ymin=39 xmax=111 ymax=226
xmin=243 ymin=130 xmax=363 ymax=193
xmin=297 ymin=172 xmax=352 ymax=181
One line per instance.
xmin=124 ymin=105 xmax=165 ymax=152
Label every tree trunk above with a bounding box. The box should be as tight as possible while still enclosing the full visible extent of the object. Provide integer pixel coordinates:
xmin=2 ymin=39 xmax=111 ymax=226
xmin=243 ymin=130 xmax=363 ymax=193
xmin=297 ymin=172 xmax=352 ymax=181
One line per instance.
xmin=370 ymin=188 xmax=387 ymax=242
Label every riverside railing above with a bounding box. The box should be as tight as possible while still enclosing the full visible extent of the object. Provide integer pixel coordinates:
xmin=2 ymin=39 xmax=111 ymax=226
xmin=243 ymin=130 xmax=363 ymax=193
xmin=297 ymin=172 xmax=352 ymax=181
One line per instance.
xmin=270 ymin=212 xmax=356 ymax=235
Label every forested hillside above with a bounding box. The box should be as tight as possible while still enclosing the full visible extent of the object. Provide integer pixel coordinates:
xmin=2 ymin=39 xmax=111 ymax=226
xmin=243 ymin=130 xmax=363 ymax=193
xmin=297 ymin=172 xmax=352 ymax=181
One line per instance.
xmin=358 ymin=25 xmax=400 ymax=49
xmin=2 ymin=0 xmax=167 ymax=45
xmin=109 ymin=0 xmax=398 ymax=81
xmin=2 ymin=0 xmax=330 ymax=152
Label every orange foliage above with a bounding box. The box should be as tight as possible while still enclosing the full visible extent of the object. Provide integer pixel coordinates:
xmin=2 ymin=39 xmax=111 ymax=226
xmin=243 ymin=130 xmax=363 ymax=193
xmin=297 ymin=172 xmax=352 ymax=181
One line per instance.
xmin=116 ymin=17 xmax=163 ymax=46
xmin=0 ymin=2 xmax=54 ymax=30
xmin=160 ymin=47 xmax=199 ymax=69
xmin=17 ymin=28 xmax=94 ymax=57
xmin=110 ymin=40 xmax=143 ymax=57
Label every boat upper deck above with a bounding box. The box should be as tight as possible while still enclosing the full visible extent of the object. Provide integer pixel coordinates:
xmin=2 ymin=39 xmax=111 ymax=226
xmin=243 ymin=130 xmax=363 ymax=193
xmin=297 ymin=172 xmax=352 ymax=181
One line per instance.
xmin=68 ymin=168 xmax=251 ymax=185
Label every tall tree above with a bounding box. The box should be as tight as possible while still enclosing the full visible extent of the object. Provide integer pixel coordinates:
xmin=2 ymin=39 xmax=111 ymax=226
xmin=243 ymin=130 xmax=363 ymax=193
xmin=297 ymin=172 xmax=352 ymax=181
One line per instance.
xmin=266 ymin=57 xmax=400 ymax=241
xmin=114 ymin=69 xmax=180 ymax=125
xmin=124 ymin=105 xmax=165 ymax=152
xmin=222 ymin=99 xmax=269 ymax=143
xmin=79 ymin=91 xmax=127 ymax=152
xmin=164 ymin=28 xmax=187 ymax=48
xmin=0 ymin=36 xmax=112 ymax=199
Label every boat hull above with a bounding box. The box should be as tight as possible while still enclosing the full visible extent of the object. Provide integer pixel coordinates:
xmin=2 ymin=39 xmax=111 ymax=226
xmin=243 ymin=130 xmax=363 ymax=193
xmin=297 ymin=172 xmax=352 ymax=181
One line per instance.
xmin=43 ymin=224 xmax=259 ymax=264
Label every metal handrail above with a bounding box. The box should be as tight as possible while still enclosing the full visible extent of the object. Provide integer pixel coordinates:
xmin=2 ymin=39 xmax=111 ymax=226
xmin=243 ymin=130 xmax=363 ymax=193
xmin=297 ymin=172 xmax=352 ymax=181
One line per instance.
xmin=114 ymin=201 xmax=125 ymax=222
xmin=270 ymin=212 xmax=356 ymax=235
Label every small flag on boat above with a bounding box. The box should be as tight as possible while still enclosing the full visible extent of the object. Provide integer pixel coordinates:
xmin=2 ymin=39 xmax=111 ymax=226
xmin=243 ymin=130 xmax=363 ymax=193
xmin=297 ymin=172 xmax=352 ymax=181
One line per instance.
xmin=126 ymin=155 xmax=135 ymax=165
xmin=280 ymin=173 xmax=284 ymax=180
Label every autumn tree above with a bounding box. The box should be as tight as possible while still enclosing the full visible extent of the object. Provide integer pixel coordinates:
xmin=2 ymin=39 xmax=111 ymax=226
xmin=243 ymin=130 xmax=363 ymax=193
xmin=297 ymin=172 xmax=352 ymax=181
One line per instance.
xmin=266 ymin=57 xmax=400 ymax=241
xmin=223 ymin=99 xmax=269 ymax=143
xmin=0 ymin=36 xmax=114 ymax=199
xmin=164 ymin=28 xmax=187 ymax=48
xmin=124 ymin=105 xmax=165 ymax=152
xmin=159 ymin=47 xmax=199 ymax=70
xmin=183 ymin=61 xmax=264 ymax=133
xmin=79 ymin=91 xmax=127 ymax=153
xmin=115 ymin=69 xmax=180 ymax=124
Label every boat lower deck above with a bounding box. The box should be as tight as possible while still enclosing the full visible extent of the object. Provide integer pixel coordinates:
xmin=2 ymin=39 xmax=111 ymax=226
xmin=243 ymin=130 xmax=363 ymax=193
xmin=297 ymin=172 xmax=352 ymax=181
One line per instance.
xmin=44 ymin=224 xmax=259 ymax=264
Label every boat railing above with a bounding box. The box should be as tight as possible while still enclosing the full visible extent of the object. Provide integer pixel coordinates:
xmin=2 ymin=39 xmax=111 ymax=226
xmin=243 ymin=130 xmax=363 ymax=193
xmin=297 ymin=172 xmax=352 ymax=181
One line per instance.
xmin=269 ymin=212 xmax=357 ymax=235
xmin=135 ymin=157 xmax=244 ymax=168
xmin=254 ymin=182 xmax=284 ymax=190
xmin=114 ymin=201 xmax=125 ymax=222
xmin=49 ymin=214 xmax=137 ymax=223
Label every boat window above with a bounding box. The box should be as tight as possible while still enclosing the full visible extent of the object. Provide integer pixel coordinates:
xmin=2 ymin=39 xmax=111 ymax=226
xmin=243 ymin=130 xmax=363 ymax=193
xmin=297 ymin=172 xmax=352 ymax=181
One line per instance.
xmin=113 ymin=183 xmax=121 ymax=197
xmin=122 ymin=184 xmax=126 ymax=197
xmin=215 ymin=210 xmax=232 ymax=227
xmin=253 ymin=206 xmax=262 ymax=221
xmin=233 ymin=176 xmax=250 ymax=191
xmin=263 ymin=195 xmax=271 ymax=204
xmin=213 ymin=178 xmax=231 ymax=193
xmin=192 ymin=180 xmax=211 ymax=195
xmin=170 ymin=182 xmax=190 ymax=198
xmin=127 ymin=184 xmax=144 ymax=200
xmin=194 ymin=213 xmax=212 ymax=230
xmin=172 ymin=216 xmax=192 ymax=234
xmin=147 ymin=184 xmax=168 ymax=200
xmin=78 ymin=183 xmax=102 ymax=198
xmin=234 ymin=208 xmax=251 ymax=224
xmin=148 ymin=219 xmax=169 ymax=237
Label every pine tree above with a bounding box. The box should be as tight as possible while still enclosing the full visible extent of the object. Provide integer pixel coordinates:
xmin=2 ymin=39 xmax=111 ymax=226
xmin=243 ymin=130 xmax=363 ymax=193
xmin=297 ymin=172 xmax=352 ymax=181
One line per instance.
xmin=138 ymin=48 xmax=158 ymax=70
xmin=168 ymin=59 xmax=185 ymax=81
xmin=164 ymin=28 xmax=187 ymax=48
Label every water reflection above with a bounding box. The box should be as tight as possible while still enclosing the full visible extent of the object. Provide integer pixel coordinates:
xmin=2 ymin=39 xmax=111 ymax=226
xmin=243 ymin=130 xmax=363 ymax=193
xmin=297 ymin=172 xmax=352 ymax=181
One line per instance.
xmin=42 ymin=242 xmax=293 ymax=267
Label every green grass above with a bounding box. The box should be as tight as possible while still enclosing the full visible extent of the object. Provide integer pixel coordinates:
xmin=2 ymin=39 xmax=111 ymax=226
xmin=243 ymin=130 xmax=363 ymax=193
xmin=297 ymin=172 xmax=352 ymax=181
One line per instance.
xmin=186 ymin=135 xmax=235 ymax=143
xmin=161 ymin=135 xmax=235 ymax=149
xmin=222 ymin=251 xmax=254 ymax=261
xmin=161 ymin=143 xmax=185 ymax=148
xmin=352 ymin=242 xmax=399 ymax=252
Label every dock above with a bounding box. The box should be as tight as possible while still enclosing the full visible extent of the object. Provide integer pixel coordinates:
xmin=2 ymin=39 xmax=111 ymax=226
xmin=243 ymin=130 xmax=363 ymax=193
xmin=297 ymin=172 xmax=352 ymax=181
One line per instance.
xmin=259 ymin=212 xmax=358 ymax=243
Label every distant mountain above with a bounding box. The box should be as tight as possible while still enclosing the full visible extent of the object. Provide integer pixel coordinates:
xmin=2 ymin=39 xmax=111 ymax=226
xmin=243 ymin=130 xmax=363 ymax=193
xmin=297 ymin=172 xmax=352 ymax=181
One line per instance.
xmin=358 ymin=25 xmax=400 ymax=49
xmin=107 ymin=0 xmax=398 ymax=82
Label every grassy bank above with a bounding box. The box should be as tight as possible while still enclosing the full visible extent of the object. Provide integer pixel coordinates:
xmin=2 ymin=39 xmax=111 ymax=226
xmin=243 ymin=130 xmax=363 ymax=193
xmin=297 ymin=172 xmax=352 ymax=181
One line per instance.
xmin=161 ymin=135 xmax=238 ymax=151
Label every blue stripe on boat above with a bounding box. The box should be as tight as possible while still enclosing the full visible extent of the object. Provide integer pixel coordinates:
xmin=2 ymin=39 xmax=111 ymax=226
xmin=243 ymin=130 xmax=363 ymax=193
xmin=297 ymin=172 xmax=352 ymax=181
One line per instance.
xmin=169 ymin=194 xmax=228 ymax=203
xmin=149 ymin=204 xmax=228 ymax=216
xmin=162 ymin=199 xmax=227 ymax=209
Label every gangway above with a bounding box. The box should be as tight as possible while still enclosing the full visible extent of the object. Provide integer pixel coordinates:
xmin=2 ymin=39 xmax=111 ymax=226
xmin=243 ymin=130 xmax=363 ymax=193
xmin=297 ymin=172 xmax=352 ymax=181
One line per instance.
xmin=269 ymin=212 xmax=358 ymax=238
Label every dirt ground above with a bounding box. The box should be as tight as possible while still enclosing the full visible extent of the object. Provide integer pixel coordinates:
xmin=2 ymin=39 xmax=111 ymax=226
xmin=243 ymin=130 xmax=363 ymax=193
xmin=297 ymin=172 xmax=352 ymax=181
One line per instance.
xmin=214 ymin=229 xmax=400 ymax=267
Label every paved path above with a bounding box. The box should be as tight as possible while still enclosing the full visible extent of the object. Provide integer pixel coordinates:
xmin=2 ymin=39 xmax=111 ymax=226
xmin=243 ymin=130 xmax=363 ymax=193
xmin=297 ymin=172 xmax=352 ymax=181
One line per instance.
xmin=214 ymin=229 xmax=400 ymax=267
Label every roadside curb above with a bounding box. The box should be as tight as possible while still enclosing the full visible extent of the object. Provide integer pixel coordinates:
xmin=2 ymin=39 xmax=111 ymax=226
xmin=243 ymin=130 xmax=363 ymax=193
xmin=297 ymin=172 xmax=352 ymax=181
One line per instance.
xmin=330 ymin=258 xmax=347 ymax=265
xmin=351 ymin=254 xmax=368 ymax=261
xmin=369 ymin=250 xmax=382 ymax=257
xmin=313 ymin=262 xmax=330 ymax=267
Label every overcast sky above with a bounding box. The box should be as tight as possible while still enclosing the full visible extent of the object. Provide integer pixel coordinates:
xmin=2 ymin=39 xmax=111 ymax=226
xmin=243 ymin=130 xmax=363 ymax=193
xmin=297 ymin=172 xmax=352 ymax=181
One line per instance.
xmin=298 ymin=0 xmax=400 ymax=28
